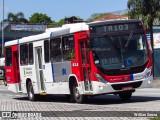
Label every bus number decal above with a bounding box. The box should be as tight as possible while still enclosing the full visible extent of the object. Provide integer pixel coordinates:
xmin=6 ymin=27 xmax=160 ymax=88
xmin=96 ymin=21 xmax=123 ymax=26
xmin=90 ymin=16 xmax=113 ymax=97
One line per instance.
xmin=62 ymin=68 xmax=67 ymax=75
xmin=72 ymin=63 xmax=78 ymax=67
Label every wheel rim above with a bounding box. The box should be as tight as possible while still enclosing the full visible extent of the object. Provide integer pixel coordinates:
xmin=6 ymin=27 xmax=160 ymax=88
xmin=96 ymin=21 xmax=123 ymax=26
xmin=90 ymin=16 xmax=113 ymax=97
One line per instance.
xmin=28 ymin=83 xmax=34 ymax=100
xmin=29 ymin=89 xmax=33 ymax=99
xmin=74 ymin=87 xmax=80 ymax=100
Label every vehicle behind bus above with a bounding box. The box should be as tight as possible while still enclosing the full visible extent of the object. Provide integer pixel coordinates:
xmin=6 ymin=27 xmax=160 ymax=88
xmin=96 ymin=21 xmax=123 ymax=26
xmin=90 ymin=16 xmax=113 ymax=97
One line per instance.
xmin=5 ymin=19 xmax=153 ymax=103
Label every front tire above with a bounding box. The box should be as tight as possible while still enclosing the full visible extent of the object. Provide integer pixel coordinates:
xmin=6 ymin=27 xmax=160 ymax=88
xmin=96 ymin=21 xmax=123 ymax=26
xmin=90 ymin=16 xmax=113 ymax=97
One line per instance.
xmin=3 ymin=78 xmax=7 ymax=86
xmin=3 ymin=80 xmax=7 ymax=86
xmin=3 ymin=75 xmax=7 ymax=86
xmin=71 ymin=82 xmax=87 ymax=103
xmin=119 ymin=92 xmax=132 ymax=101
xmin=27 ymin=81 xmax=38 ymax=101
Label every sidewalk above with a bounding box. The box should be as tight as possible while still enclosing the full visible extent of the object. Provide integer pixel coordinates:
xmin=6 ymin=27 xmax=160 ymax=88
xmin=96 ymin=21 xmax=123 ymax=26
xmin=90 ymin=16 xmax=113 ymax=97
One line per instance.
xmin=0 ymin=79 xmax=160 ymax=88
xmin=153 ymin=78 xmax=160 ymax=88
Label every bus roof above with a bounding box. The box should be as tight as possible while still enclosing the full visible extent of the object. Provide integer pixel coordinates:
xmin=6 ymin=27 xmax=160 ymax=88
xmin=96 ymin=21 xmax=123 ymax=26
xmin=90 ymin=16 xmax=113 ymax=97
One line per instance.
xmin=5 ymin=39 xmax=19 ymax=47
xmin=5 ymin=23 xmax=88 ymax=47
xmin=5 ymin=19 xmax=141 ymax=47
xmin=88 ymin=19 xmax=142 ymax=27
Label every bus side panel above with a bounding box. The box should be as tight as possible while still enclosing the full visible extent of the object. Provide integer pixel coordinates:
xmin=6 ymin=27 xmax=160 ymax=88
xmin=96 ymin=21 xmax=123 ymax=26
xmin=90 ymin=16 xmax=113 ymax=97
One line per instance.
xmin=58 ymin=61 xmax=72 ymax=94
xmin=6 ymin=45 xmax=20 ymax=93
xmin=71 ymin=33 xmax=84 ymax=82
xmin=42 ymin=63 xmax=60 ymax=94
xmin=70 ymin=32 xmax=90 ymax=94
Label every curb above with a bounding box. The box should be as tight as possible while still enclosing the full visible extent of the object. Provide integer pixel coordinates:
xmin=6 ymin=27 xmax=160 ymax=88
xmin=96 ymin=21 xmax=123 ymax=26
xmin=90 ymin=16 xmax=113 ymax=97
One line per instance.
xmin=153 ymin=79 xmax=160 ymax=88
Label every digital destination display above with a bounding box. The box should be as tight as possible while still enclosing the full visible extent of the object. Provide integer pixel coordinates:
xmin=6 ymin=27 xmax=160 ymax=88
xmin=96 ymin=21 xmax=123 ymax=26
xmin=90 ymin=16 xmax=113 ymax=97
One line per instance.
xmin=90 ymin=22 xmax=143 ymax=34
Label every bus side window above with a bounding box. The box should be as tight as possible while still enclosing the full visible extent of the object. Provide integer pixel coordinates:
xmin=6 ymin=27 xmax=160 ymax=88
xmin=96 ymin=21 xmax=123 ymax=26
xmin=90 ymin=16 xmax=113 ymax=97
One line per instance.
xmin=6 ymin=47 xmax=12 ymax=66
xmin=44 ymin=40 xmax=50 ymax=63
xmin=62 ymin=35 xmax=75 ymax=61
xmin=50 ymin=38 xmax=62 ymax=62
xmin=29 ymin=43 xmax=34 ymax=65
xmin=20 ymin=44 xmax=28 ymax=65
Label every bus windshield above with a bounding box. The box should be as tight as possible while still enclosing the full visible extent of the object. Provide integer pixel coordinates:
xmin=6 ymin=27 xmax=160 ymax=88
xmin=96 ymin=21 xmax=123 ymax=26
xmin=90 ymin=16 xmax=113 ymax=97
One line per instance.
xmin=91 ymin=32 xmax=149 ymax=70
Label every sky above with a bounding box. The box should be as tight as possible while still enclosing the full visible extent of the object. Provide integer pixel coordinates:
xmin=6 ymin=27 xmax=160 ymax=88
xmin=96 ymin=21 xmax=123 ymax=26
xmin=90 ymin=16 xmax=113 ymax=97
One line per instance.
xmin=0 ymin=0 xmax=128 ymax=22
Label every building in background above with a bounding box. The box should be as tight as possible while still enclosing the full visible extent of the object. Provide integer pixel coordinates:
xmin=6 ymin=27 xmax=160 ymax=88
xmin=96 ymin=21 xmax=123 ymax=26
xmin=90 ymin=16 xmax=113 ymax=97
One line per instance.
xmin=0 ymin=24 xmax=47 ymax=56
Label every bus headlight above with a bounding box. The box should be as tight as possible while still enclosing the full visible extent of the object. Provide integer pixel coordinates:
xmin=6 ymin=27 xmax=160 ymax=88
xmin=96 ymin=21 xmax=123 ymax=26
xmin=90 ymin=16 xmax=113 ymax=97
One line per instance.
xmin=144 ymin=67 xmax=152 ymax=78
xmin=94 ymin=72 xmax=107 ymax=83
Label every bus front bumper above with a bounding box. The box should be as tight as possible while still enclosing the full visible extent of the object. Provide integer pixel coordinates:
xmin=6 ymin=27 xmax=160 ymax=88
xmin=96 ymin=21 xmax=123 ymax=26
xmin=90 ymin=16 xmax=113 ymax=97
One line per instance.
xmin=88 ymin=75 xmax=153 ymax=95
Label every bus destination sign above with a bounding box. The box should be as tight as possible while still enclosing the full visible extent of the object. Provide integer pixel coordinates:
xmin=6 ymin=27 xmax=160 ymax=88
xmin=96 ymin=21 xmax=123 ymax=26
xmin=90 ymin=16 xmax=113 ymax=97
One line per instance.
xmin=90 ymin=23 xmax=142 ymax=34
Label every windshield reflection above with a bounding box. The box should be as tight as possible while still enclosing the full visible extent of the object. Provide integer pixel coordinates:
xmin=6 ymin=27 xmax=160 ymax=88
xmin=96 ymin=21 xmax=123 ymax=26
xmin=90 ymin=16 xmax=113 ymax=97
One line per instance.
xmin=91 ymin=33 xmax=148 ymax=70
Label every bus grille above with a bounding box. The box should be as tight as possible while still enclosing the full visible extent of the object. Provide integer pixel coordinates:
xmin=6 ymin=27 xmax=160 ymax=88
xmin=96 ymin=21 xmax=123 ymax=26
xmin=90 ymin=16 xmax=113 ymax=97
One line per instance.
xmin=111 ymin=81 xmax=142 ymax=90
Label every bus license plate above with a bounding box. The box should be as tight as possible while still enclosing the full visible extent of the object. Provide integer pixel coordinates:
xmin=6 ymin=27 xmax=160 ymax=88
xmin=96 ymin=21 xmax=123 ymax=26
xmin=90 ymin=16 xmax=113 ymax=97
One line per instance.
xmin=122 ymin=86 xmax=132 ymax=91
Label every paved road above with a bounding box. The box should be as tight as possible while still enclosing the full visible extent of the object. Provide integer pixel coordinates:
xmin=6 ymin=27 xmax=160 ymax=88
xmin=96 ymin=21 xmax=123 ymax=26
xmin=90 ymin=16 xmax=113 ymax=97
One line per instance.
xmin=0 ymin=85 xmax=160 ymax=120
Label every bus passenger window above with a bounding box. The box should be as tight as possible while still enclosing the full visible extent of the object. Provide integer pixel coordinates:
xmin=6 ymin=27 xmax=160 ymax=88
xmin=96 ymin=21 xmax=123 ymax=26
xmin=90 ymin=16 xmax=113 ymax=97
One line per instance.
xmin=44 ymin=40 xmax=50 ymax=63
xmin=50 ymin=38 xmax=62 ymax=62
xmin=20 ymin=44 xmax=28 ymax=65
xmin=6 ymin=47 xmax=12 ymax=66
xmin=62 ymin=35 xmax=75 ymax=61
xmin=29 ymin=43 xmax=34 ymax=65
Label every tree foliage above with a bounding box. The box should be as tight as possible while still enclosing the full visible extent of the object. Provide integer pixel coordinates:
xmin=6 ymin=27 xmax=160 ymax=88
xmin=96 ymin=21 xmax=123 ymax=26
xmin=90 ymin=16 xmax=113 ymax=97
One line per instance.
xmin=29 ymin=13 xmax=52 ymax=24
xmin=128 ymin=0 xmax=160 ymax=30
xmin=128 ymin=0 xmax=160 ymax=75
xmin=128 ymin=0 xmax=160 ymax=50
xmin=3 ymin=12 xmax=29 ymax=24
xmin=87 ymin=13 xmax=107 ymax=22
xmin=75 ymin=16 xmax=84 ymax=21
xmin=49 ymin=16 xmax=84 ymax=28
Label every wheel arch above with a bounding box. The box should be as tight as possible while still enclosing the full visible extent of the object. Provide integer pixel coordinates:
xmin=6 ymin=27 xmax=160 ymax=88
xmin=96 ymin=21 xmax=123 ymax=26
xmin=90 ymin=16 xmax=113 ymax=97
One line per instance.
xmin=68 ymin=74 xmax=79 ymax=94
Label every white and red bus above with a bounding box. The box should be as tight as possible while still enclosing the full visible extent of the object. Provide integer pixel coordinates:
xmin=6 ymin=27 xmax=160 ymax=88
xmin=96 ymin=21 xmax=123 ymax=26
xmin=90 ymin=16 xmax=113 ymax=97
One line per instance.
xmin=5 ymin=19 xmax=153 ymax=103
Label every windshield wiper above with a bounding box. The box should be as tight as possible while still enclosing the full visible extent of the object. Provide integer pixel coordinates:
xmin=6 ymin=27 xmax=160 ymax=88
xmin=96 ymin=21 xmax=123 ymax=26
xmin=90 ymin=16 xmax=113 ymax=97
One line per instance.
xmin=124 ymin=31 xmax=133 ymax=48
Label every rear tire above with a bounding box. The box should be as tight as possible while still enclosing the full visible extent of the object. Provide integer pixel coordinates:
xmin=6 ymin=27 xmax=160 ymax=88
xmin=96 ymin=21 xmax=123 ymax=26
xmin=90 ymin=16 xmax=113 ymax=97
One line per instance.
xmin=3 ymin=76 xmax=7 ymax=86
xmin=3 ymin=78 xmax=7 ymax=86
xmin=27 ymin=81 xmax=38 ymax=101
xmin=119 ymin=92 xmax=132 ymax=101
xmin=3 ymin=80 xmax=7 ymax=86
xmin=71 ymin=82 xmax=87 ymax=103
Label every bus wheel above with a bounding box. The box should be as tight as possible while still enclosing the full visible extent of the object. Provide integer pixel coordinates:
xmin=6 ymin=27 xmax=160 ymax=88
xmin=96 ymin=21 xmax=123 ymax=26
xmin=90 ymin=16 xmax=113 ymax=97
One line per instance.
xmin=72 ymin=82 xmax=87 ymax=103
xmin=3 ymin=76 xmax=7 ymax=86
xmin=3 ymin=79 xmax=7 ymax=86
xmin=27 ymin=81 xmax=37 ymax=101
xmin=119 ymin=92 xmax=132 ymax=101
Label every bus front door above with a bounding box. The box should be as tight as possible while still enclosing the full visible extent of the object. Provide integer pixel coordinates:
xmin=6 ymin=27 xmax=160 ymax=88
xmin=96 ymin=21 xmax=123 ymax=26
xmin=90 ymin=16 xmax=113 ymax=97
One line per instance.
xmin=35 ymin=47 xmax=45 ymax=92
xmin=13 ymin=51 xmax=21 ymax=91
xmin=79 ymin=40 xmax=92 ymax=92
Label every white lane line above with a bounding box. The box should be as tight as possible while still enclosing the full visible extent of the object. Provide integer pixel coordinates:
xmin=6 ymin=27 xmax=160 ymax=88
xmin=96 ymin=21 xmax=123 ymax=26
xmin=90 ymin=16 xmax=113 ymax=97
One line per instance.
xmin=3 ymin=94 xmax=14 ymax=97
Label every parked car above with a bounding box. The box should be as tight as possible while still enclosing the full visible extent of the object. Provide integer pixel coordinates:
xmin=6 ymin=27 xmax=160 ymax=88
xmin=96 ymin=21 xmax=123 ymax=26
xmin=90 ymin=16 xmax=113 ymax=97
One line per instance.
xmin=0 ymin=57 xmax=6 ymax=86
xmin=0 ymin=69 xmax=4 ymax=79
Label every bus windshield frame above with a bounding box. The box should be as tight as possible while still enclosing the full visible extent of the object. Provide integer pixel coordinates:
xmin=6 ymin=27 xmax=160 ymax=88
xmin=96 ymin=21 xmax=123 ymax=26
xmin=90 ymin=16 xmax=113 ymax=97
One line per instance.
xmin=89 ymin=21 xmax=149 ymax=75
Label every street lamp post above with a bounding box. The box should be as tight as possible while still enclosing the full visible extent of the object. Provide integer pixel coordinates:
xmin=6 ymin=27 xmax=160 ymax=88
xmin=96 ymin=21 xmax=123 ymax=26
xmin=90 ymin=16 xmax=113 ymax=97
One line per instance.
xmin=1 ymin=0 xmax=4 ymax=56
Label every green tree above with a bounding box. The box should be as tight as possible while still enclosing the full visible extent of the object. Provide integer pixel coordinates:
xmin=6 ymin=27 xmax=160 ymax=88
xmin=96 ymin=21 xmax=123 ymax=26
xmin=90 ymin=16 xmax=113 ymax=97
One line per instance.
xmin=29 ymin=13 xmax=52 ymax=24
xmin=3 ymin=12 xmax=28 ymax=24
xmin=57 ymin=16 xmax=84 ymax=26
xmin=128 ymin=0 xmax=160 ymax=76
xmin=48 ymin=19 xmax=64 ymax=28
xmin=128 ymin=0 xmax=160 ymax=51
xmin=87 ymin=13 xmax=106 ymax=22
xmin=49 ymin=16 xmax=84 ymax=28
xmin=74 ymin=16 xmax=84 ymax=22
xmin=57 ymin=18 xmax=65 ymax=26
xmin=48 ymin=20 xmax=57 ymax=27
